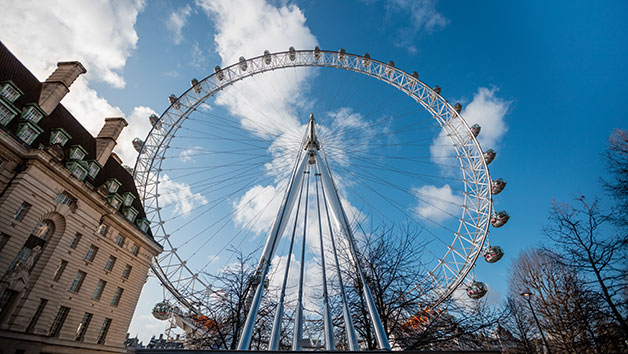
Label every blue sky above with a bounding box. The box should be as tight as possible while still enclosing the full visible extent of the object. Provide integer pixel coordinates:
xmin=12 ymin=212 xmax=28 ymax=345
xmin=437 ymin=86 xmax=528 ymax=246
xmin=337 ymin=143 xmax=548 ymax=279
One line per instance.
xmin=2 ymin=0 xmax=627 ymax=343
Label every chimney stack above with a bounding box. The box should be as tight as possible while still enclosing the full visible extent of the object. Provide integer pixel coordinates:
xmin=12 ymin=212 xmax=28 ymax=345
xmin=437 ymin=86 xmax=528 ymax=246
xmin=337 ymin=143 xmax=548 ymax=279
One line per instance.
xmin=95 ymin=117 xmax=128 ymax=166
xmin=38 ymin=61 xmax=86 ymax=115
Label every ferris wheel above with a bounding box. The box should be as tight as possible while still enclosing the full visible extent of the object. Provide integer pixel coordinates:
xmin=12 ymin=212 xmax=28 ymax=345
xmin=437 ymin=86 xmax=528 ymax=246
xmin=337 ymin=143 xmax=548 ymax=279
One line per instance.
xmin=133 ymin=48 xmax=509 ymax=350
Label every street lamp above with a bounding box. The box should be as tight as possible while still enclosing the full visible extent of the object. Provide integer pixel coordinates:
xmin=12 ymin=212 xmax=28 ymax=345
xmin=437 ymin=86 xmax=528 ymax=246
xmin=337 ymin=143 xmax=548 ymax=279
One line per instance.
xmin=521 ymin=289 xmax=552 ymax=354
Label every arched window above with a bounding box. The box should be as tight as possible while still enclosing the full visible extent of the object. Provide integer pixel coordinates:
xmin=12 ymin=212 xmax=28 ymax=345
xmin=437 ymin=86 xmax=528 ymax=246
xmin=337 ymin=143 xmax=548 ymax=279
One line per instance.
xmin=32 ymin=220 xmax=54 ymax=240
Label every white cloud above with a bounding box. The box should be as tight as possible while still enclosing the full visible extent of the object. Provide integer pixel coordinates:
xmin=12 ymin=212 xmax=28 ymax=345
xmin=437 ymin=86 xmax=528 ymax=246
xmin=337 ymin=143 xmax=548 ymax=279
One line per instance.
xmin=160 ymin=174 xmax=209 ymax=216
xmin=167 ymin=4 xmax=194 ymax=45
xmin=0 ymin=0 xmax=144 ymax=88
xmin=196 ymin=0 xmax=320 ymax=232
xmin=430 ymin=86 xmax=510 ymax=169
xmin=61 ymin=77 xmax=125 ymax=134
xmin=412 ymin=184 xmax=463 ymax=222
xmin=179 ymin=146 xmax=203 ymax=163
xmin=115 ymin=106 xmax=157 ymax=165
xmin=373 ymin=0 xmax=448 ymax=52
xmin=196 ymin=0 xmax=317 ymax=66
xmin=232 ymin=184 xmax=284 ymax=235
xmin=458 ymin=87 xmax=510 ymax=149
xmin=0 ymin=0 xmax=157 ymax=166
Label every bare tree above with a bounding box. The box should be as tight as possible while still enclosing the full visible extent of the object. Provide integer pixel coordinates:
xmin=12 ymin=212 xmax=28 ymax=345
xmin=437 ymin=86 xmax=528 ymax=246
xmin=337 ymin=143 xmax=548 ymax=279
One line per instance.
xmin=341 ymin=224 xmax=505 ymax=350
xmin=603 ymin=128 xmax=628 ymax=225
xmin=544 ymin=198 xmax=628 ymax=343
xmin=508 ymin=248 xmax=616 ymax=353
xmin=501 ymin=296 xmax=538 ymax=353
xmin=197 ymin=248 xmax=276 ymax=350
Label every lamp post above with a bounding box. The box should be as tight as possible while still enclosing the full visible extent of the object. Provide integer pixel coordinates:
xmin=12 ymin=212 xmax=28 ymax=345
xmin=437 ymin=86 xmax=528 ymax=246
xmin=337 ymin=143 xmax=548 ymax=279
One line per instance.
xmin=521 ymin=289 xmax=552 ymax=354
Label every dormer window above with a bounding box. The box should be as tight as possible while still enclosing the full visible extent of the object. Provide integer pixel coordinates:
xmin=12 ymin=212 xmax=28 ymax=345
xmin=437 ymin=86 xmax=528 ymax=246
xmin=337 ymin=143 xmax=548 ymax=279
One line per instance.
xmin=0 ymin=102 xmax=19 ymax=126
xmin=107 ymin=194 xmax=123 ymax=210
xmin=87 ymin=160 xmax=102 ymax=179
xmin=69 ymin=145 xmax=87 ymax=160
xmin=66 ymin=161 xmax=88 ymax=181
xmin=16 ymin=122 xmax=43 ymax=145
xmin=50 ymin=128 xmax=71 ymax=146
xmin=121 ymin=192 xmax=135 ymax=207
xmin=105 ymin=178 xmax=121 ymax=194
xmin=136 ymin=218 xmax=150 ymax=233
xmin=0 ymin=81 xmax=23 ymax=103
xmin=123 ymin=206 xmax=138 ymax=223
xmin=21 ymin=104 xmax=45 ymax=124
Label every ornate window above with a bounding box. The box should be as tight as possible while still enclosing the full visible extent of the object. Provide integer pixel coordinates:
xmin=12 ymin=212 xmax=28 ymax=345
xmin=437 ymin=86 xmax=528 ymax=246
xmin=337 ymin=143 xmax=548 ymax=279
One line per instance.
xmin=69 ymin=233 xmax=82 ymax=249
xmin=92 ymin=280 xmax=106 ymax=300
xmin=48 ymin=306 xmax=70 ymax=337
xmin=107 ymin=194 xmax=123 ymax=210
xmin=121 ymin=264 xmax=132 ymax=279
xmin=0 ymin=103 xmax=18 ymax=126
xmin=104 ymin=256 xmax=116 ymax=271
xmin=21 ymin=104 xmax=45 ymax=123
xmin=122 ymin=192 xmax=135 ymax=207
xmin=68 ymin=145 xmax=87 ymax=160
xmin=54 ymin=192 xmax=76 ymax=206
xmin=0 ymin=81 xmax=22 ymax=102
xmin=96 ymin=222 xmax=108 ymax=236
xmin=136 ymin=217 xmax=151 ymax=233
xmin=13 ymin=202 xmax=31 ymax=221
xmin=75 ymin=312 xmax=92 ymax=341
xmin=84 ymin=245 xmax=98 ymax=262
xmin=96 ymin=318 xmax=112 ymax=344
xmin=111 ymin=287 xmax=123 ymax=306
xmin=52 ymin=260 xmax=67 ymax=282
xmin=65 ymin=161 xmax=89 ymax=181
xmin=105 ymin=178 xmax=121 ymax=194
xmin=16 ymin=122 xmax=43 ymax=144
xmin=123 ymin=206 xmax=138 ymax=223
xmin=25 ymin=298 xmax=47 ymax=333
xmin=87 ymin=160 xmax=101 ymax=179
xmin=49 ymin=128 xmax=71 ymax=146
xmin=69 ymin=271 xmax=86 ymax=292
xmin=115 ymin=234 xmax=125 ymax=247
xmin=130 ymin=243 xmax=139 ymax=256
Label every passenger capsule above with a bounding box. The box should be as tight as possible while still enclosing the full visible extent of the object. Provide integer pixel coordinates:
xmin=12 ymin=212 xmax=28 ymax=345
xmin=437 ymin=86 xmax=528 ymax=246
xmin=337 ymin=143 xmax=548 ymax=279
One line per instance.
xmin=467 ymin=281 xmax=488 ymax=299
xmin=264 ymin=50 xmax=272 ymax=64
xmin=169 ymin=94 xmax=181 ymax=109
xmin=214 ymin=65 xmax=224 ymax=81
xmin=492 ymin=178 xmax=506 ymax=195
xmin=132 ymin=138 xmax=144 ymax=153
xmin=289 ymin=46 xmax=296 ymax=61
xmin=431 ymin=85 xmax=441 ymax=100
xmin=470 ymin=124 xmax=481 ymax=137
xmin=411 ymin=71 xmax=419 ymax=80
xmin=152 ymin=301 xmax=172 ymax=321
xmin=454 ymin=103 xmax=462 ymax=113
xmin=491 ymin=211 xmax=510 ymax=228
xmin=484 ymin=149 xmax=496 ymax=165
xmin=239 ymin=56 xmax=247 ymax=71
xmin=149 ymin=114 xmax=162 ymax=130
xmin=362 ymin=53 xmax=371 ymax=67
xmin=313 ymin=46 xmax=321 ymax=60
xmin=338 ymin=48 xmax=346 ymax=62
xmin=191 ymin=78 xmax=201 ymax=94
xmin=484 ymin=246 xmax=504 ymax=263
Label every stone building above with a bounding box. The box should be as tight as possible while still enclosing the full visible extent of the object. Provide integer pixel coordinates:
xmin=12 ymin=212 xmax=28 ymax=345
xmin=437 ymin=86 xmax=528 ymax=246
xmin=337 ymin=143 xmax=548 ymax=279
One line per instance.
xmin=0 ymin=42 xmax=162 ymax=353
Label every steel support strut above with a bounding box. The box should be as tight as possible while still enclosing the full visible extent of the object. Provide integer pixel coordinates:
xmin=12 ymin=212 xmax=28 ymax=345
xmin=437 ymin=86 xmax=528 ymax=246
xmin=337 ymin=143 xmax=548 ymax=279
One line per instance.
xmin=315 ymin=152 xmax=392 ymax=350
xmin=315 ymin=171 xmax=335 ymax=351
xmin=237 ymin=152 xmax=309 ymax=350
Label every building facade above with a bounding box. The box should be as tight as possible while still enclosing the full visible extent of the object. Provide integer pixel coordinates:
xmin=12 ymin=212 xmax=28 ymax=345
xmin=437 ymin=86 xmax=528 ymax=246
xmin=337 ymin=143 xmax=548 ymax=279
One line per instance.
xmin=0 ymin=42 xmax=162 ymax=353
